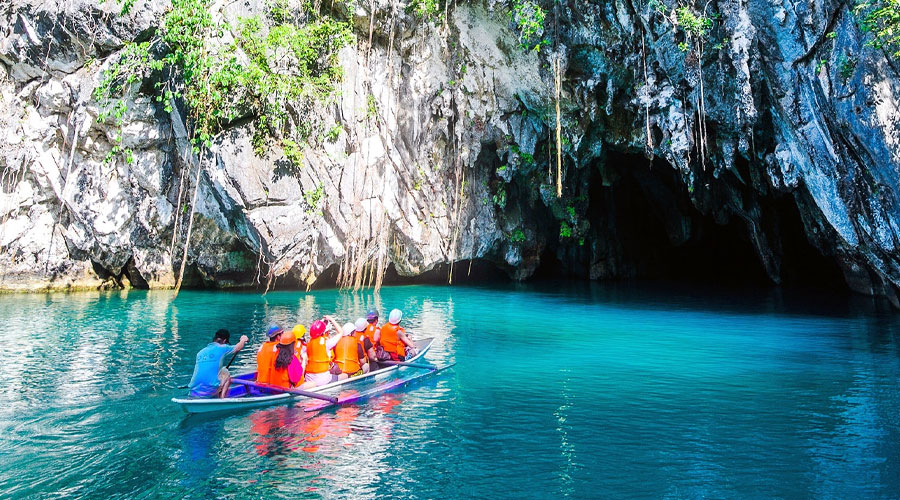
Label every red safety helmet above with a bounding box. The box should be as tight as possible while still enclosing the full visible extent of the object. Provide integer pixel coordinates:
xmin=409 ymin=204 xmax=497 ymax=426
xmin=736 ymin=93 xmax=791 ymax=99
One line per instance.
xmin=309 ymin=319 xmax=326 ymax=338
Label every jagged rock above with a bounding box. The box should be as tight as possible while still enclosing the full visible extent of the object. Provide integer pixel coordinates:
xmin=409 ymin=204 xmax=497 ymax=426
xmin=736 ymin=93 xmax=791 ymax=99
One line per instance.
xmin=0 ymin=0 xmax=899 ymax=302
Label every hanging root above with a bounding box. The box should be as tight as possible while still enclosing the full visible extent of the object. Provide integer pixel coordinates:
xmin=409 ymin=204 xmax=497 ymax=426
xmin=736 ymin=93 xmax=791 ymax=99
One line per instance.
xmin=641 ymin=31 xmax=653 ymax=160
xmin=697 ymin=38 xmax=707 ymax=170
xmin=448 ymin=164 xmax=466 ymax=284
xmin=173 ymin=152 xmax=205 ymax=295
xmin=554 ymin=55 xmax=563 ymax=198
xmin=337 ymin=211 xmax=389 ymax=292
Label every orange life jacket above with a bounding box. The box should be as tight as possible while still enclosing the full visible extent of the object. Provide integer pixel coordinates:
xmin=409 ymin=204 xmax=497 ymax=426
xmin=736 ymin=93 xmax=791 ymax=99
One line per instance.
xmin=363 ymin=323 xmax=378 ymax=345
xmin=380 ymin=322 xmax=405 ymax=357
xmin=352 ymin=331 xmax=370 ymax=362
xmin=306 ymin=336 xmax=332 ymax=374
xmin=270 ymin=362 xmax=291 ymax=389
xmin=270 ymin=352 xmax=303 ymax=389
xmin=334 ymin=336 xmax=362 ymax=374
xmin=256 ymin=341 xmax=279 ymax=384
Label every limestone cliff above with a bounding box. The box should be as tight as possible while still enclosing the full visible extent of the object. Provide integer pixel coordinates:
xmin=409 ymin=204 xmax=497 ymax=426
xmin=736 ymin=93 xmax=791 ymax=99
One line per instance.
xmin=1 ymin=0 xmax=899 ymax=303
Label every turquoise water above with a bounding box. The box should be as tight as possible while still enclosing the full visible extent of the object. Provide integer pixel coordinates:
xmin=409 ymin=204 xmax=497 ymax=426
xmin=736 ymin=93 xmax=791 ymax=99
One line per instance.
xmin=1 ymin=282 xmax=899 ymax=498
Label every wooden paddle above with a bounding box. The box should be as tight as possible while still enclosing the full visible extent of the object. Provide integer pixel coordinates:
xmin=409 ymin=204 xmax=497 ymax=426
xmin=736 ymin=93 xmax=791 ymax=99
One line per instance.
xmin=230 ymin=378 xmax=338 ymax=403
xmin=224 ymin=350 xmax=240 ymax=369
xmin=379 ymin=360 xmax=435 ymax=370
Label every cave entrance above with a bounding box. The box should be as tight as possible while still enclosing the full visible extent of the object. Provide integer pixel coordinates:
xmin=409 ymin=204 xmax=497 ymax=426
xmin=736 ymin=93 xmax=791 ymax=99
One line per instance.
xmin=536 ymin=149 xmax=845 ymax=289
xmin=583 ymin=150 xmax=771 ymax=284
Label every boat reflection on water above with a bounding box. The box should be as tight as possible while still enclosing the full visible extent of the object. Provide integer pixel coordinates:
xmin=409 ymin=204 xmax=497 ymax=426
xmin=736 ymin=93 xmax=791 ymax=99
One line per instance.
xmin=245 ymin=391 xmax=415 ymax=494
xmin=249 ymin=404 xmax=361 ymax=457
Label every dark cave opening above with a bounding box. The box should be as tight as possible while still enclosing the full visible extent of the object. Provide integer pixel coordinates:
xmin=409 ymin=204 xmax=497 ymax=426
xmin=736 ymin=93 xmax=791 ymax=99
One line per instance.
xmin=593 ymin=150 xmax=771 ymax=284
xmin=533 ymin=149 xmax=847 ymax=290
xmin=773 ymin=193 xmax=847 ymax=289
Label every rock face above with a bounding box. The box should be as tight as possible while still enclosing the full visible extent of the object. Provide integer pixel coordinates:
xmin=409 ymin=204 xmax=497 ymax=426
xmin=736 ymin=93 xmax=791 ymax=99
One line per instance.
xmin=1 ymin=0 xmax=899 ymax=301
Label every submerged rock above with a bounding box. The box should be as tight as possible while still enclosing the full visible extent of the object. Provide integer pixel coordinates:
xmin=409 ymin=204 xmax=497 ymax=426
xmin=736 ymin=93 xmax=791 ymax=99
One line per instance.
xmin=0 ymin=0 xmax=899 ymax=302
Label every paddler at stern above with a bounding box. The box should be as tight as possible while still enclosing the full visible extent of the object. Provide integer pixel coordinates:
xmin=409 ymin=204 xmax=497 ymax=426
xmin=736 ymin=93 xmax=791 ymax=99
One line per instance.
xmin=188 ymin=329 xmax=249 ymax=398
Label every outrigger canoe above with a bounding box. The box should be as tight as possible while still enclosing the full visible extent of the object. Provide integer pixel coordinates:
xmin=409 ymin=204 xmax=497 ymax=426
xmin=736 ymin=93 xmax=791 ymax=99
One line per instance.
xmin=172 ymin=337 xmax=435 ymax=414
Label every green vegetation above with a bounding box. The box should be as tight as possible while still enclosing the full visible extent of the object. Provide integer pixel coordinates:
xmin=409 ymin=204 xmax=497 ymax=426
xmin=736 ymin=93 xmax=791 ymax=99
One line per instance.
xmin=104 ymin=134 xmax=134 ymax=165
xmin=509 ymin=144 xmax=535 ymax=165
xmin=101 ymin=0 xmax=136 ymax=15
xmin=413 ymin=166 xmax=425 ymax=191
xmin=649 ymin=0 xmax=667 ymax=14
xmin=649 ymin=2 xmax=720 ymax=53
xmin=281 ymin=138 xmax=304 ymax=167
xmin=675 ymin=6 xmax=713 ymax=39
xmin=93 ymin=41 xmax=154 ymax=164
xmin=492 ymin=186 xmax=508 ymax=210
xmin=94 ymin=42 xmax=150 ymax=123
xmin=509 ymin=229 xmax=526 ymax=243
xmin=407 ymin=0 xmax=442 ymax=23
xmin=304 ymin=183 xmax=325 ymax=215
xmin=559 ymin=221 xmax=572 ymax=239
xmin=96 ymin=0 xmax=351 ymax=292
xmin=96 ymin=0 xmax=352 ymax=162
xmin=366 ymin=93 xmax=378 ymax=120
xmin=838 ymin=55 xmax=858 ymax=82
xmin=266 ymin=0 xmax=293 ymax=23
xmin=855 ymin=0 xmax=900 ymax=57
xmin=510 ymin=0 xmax=548 ymax=52
xmin=325 ymin=124 xmax=342 ymax=142
xmin=236 ymin=13 xmax=353 ymax=153
xmin=656 ymin=2 xmax=718 ymax=169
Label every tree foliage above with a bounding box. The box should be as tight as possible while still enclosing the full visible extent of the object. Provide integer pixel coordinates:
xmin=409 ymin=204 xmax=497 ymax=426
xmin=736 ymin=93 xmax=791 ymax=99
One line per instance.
xmin=856 ymin=0 xmax=900 ymax=57
xmin=510 ymin=0 xmax=548 ymax=52
xmin=96 ymin=0 xmax=353 ymax=163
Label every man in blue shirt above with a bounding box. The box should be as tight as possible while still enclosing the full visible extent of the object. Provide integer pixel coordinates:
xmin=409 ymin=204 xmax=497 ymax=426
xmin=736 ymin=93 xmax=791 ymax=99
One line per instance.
xmin=188 ymin=329 xmax=249 ymax=398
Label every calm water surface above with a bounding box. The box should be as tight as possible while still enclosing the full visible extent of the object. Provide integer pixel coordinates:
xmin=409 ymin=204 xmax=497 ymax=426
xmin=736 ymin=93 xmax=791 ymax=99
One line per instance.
xmin=1 ymin=282 xmax=899 ymax=498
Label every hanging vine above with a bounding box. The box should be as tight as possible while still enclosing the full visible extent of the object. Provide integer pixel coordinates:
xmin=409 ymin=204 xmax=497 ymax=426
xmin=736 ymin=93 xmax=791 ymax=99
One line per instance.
xmin=674 ymin=4 xmax=714 ymax=169
xmin=648 ymin=1 xmax=720 ymax=169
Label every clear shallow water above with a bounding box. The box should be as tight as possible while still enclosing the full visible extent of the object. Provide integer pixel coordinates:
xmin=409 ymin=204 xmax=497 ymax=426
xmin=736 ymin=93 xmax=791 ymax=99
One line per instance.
xmin=1 ymin=282 xmax=899 ymax=499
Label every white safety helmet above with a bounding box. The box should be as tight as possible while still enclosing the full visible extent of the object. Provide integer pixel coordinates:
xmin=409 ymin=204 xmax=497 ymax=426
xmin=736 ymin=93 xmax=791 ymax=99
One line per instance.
xmin=342 ymin=322 xmax=356 ymax=336
xmin=388 ymin=309 xmax=402 ymax=324
xmin=355 ymin=318 xmax=367 ymax=332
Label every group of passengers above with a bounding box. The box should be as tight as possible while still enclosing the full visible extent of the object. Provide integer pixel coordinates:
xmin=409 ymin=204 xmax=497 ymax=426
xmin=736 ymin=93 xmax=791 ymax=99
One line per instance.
xmin=188 ymin=308 xmax=415 ymax=398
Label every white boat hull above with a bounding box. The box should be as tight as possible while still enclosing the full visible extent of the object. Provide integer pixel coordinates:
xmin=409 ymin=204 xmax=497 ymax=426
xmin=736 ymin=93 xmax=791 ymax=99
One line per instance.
xmin=172 ymin=337 xmax=435 ymax=414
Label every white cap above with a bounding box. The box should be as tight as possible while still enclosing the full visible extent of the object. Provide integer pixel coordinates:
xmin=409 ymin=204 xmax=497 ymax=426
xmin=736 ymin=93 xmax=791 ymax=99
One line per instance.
xmin=389 ymin=309 xmax=402 ymax=324
xmin=342 ymin=322 xmax=356 ymax=336
xmin=354 ymin=318 xmax=367 ymax=332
